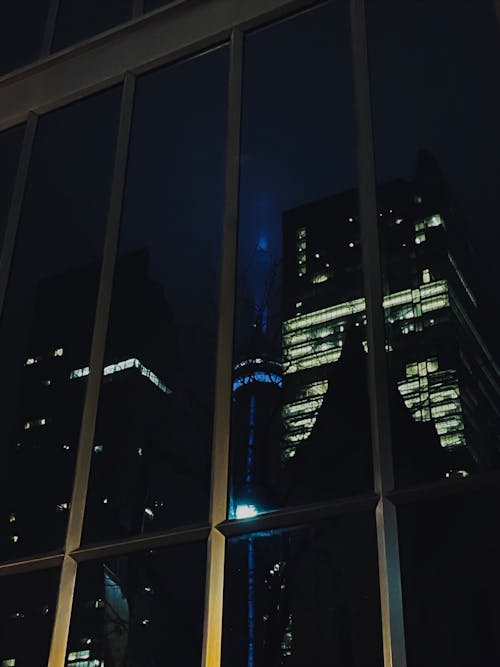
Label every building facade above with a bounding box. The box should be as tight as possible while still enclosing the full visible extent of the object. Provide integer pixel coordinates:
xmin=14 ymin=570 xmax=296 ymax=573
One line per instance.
xmin=0 ymin=1 xmax=499 ymax=666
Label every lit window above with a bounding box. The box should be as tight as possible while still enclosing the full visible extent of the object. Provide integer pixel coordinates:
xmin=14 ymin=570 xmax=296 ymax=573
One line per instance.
xmin=93 ymin=444 xmax=103 ymax=454
xmin=312 ymin=273 xmax=328 ymax=284
xmin=25 ymin=357 xmax=36 ymax=366
xmin=68 ymin=651 xmax=90 ymax=661
xmin=415 ymin=232 xmax=426 ymax=245
xmin=71 ymin=358 xmax=171 ymax=395
xmin=10 ymin=612 xmax=24 ymax=620
xmin=2 ymin=659 xmax=16 ymax=666
xmin=427 ymin=357 xmax=439 ymax=373
xmin=23 ymin=422 xmax=30 ymax=430
xmin=395 ymin=218 xmax=403 ymax=224
xmin=9 ymin=513 xmax=15 ymax=523
xmin=422 ymin=268 xmax=431 ymax=284
xmin=295 ymin=301 xmax=302 ymax=308
xmin=10 ymin=535 xmax=19 ymax=543
xmin=52 ymin=348 xmax=63 ymax=357
xmin=56 ymin=503 xmax=69 ymax=512
xmin=42 ymin=379 xmax=52 ymax=386
xmin=144 ymin=507 xmax=154 ymax=519
xmin=414 ymin=195 xmax=422 ymax=204
xmin=296 ymin=227 xmax=306 ymax=240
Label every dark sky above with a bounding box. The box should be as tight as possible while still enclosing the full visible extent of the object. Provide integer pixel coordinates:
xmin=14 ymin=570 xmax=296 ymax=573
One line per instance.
xmin=235 ymin=0 xmax=500 ymax=330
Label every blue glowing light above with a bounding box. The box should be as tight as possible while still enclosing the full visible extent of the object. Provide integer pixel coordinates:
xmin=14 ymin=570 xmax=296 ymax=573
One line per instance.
xmin=257 ymin=235 xmax=268 ymax=252
xmin=233 ymin=372 xmax=282 ymax=392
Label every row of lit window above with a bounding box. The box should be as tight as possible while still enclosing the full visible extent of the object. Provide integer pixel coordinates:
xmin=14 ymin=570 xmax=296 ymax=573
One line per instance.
xmin=70 ymin=358 xmax=171 ymax=395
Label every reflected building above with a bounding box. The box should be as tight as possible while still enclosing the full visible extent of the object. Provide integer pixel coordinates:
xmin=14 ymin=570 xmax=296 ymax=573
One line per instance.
xmin=0 ymin=251 xmax=177 ymax=562
xmin=0 ymin=251 xmax=209 ymax=666
xmin=282 ymin=152 xmax=500 ymax=483
xmin=229 ymin=154 xmax=500 ymax=667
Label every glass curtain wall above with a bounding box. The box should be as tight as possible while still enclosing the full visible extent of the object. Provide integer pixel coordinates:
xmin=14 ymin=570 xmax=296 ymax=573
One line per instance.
xmin=0 ymin=1 xmax=498 ymax=666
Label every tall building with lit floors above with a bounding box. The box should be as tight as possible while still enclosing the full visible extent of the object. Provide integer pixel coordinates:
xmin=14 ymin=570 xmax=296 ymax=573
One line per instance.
xmin=281 ymin=153 xmax=500 ymax=486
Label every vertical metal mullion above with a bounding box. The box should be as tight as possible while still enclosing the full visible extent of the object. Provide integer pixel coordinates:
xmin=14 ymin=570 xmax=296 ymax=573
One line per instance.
xmin=350 ymin=1 xmax=407 ymax=666
xmin=65 ymin=73 xmax=136 ymax=554
xmin=0 ymin=113 xmax=37 ymax=318
xmin=46 ymin=74 xmax=136 ymax=667
xmin=47 ymin=555 xmax=77 ymax=667
xmin=201 ymin=28 xmax=243 ymax=667
xmin=40 ymin=0 xmax=61 ymax=57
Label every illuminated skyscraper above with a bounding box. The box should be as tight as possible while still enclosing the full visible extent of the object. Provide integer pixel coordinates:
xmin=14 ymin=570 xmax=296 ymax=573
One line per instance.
xmin=282 ymin=153 xmax=500 ymax=483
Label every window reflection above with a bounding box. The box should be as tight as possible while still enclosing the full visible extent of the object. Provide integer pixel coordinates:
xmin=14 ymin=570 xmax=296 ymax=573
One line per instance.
xmin=399 ymin=491 xmax=500 ymax=665
xmin=368 ymin=0 xmax=500 ymax=485
xmin=0 ymin=89 xmax=121 ymax=561
xmin=230 ymin=1 xmax=370 ymax=516
xmin=67 ymin=543 xmax=206 ymax=666
xmin=83 ymin=47 xmax=228 ymax=543
xmin=0 ymin=568 xmax=59 ymax=667
xmin=223 ymin=515 xmax=382 ymax=667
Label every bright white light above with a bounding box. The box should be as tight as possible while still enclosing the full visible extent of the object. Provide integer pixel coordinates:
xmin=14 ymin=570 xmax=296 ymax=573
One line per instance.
xmin=235 ymin=504 xmax=259 ymax=519
xmin=70 ymin=358 xmax=171 ymax=394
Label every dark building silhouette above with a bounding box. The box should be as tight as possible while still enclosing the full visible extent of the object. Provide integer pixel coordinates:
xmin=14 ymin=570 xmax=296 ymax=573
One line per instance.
xmin=0 ymin=251 xmax=209 ymax=666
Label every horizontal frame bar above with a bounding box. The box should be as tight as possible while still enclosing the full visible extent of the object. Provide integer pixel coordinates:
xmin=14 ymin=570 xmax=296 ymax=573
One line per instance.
xmin=387 ymin=469 xmax=500 ymax=506
xmin=70 ymin=524 xmax=210 ymax=561
xmin=0 ymin=0 xmax=320 ymax=131
xmin=217 ymin=494 xmax=379 ymax=537
xmin=0 ymin=552 xmax=63 ymax=576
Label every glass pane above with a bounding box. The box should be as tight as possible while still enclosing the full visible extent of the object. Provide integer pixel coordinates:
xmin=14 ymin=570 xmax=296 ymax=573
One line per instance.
xmin=399 ymin=490 xmax=500 ymax=665
xmin=52 ymin=0 xmax=133 ymax=53
xmin=223 ymin=514 xmax=382 ymax=666
xmin=230 ymin=1 xmax=370 ymax=520
xmin=82 ymin=47 xmax=228 ymax=544
xmin=368 ymin=0 xmax=500 ymax=486
xmin=0 ymin=88 xmax=122 ymax=561
xmin=0 ymin=124 xmax=25 ymax=251
xmin=67 ymin=542 xmax=206 ymax=666
xmin=0 ymin=568 xmax=60 ymax=667
xmin=0 ymin=2 xmax=50 ymax=76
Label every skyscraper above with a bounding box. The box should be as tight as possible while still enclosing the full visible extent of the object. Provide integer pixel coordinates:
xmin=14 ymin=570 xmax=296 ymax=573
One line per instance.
xmin=282 ymin=153 xmax=500 ymax=485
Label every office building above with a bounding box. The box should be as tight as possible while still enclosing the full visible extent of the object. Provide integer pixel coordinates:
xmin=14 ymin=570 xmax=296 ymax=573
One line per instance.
xmin=282 ymin=154 xmax=500 ymax=484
